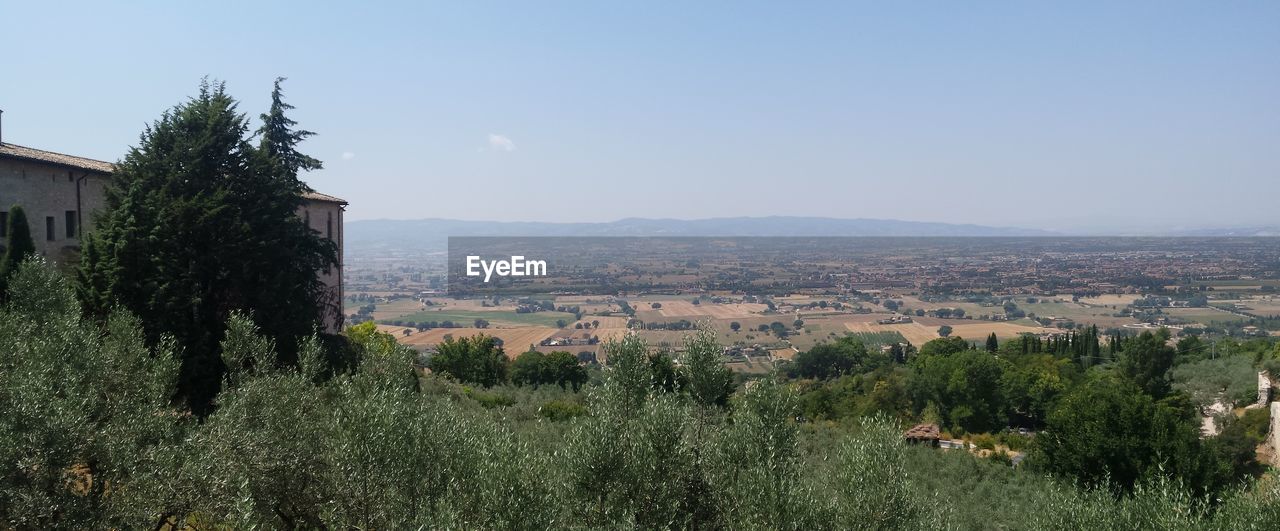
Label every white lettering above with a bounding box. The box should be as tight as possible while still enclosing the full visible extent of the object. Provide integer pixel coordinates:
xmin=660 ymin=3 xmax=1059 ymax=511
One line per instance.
xmin=527 ymin=259 xmax=547 ymax=276
xmin=465 ymin=255 xmax=549 ymax=282
xmin=482 ymin=258 xmax=498 ymax=282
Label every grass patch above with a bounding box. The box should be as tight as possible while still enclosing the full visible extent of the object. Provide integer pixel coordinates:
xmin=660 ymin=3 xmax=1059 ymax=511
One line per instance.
xmin=846 ymin=330 xmax=908 ymax=348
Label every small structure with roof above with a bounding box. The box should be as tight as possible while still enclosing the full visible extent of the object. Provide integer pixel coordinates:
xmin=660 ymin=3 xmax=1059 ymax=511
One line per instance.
xmin=904 ymin=423 xmax=941 ymax=447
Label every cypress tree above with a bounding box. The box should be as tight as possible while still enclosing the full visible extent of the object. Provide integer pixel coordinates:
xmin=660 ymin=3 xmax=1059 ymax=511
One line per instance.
xmin=258 ymin=77 xmax=323 ymax=179
xmin=985 ymin=332 xmax=999 ymax=353
xmin=77 ymin=80 xmax=337 ymax=414
xmin=0 ymin=206 xmax=36 ymax=298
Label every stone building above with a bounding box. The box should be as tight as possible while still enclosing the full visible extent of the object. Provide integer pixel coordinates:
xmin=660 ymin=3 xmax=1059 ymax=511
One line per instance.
xmin=0 ymin=135 xmax=347 ymax=333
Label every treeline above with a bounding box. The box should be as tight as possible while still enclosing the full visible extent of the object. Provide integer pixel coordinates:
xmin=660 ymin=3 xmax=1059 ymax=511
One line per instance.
xmin=426 ymin=334 xmax=590 ymax=391
xmin=2 ymin=262 xmax=1278 ymax=528
xmin=781 ymin=327 xmax=1278 ymax=500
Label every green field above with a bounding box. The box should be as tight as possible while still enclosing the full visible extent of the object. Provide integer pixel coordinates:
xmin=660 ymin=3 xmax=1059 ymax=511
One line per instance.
xmin=383 ymin=309 xmax=579 ymax=328
xmin=1164 ymin=307 xmax=1248 ymax=326
xmin=1019 ymin=300 xmax=1136 ymax=327
xmin=846 ymin=330 xmax=909 ymax=348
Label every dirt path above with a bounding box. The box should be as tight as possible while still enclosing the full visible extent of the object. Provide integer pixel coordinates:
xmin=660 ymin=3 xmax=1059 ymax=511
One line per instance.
xmin=1200 ymin=398 xmax=1229 ymax=437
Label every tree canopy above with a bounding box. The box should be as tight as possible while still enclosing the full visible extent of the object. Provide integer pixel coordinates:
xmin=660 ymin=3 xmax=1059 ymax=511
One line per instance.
xmin=76 ymin=80 xmax=337 ymax=414
xmin=429 ymin=334 xmax=508 ymax=387
xmin=788 ymin=336 xmax=880 ymax=379
xmin=0 ymin=206 xmax=35 ymax=299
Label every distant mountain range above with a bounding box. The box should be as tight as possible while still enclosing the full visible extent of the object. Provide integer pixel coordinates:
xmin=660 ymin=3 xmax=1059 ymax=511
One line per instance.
xmin=1156 ymin=226 xmax=1280 ymax=237
xmin=344 ymin=216 xmax=1058 ymax=251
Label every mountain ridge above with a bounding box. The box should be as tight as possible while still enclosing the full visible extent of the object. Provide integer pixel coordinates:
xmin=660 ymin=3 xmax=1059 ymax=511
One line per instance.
xmin=343 ymin=216 xmax=1058 ymax=251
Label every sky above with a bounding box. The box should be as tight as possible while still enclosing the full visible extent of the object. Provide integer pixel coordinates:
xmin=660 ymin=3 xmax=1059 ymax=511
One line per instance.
xmin=1 ymin=1 xmax=1277 ymax=232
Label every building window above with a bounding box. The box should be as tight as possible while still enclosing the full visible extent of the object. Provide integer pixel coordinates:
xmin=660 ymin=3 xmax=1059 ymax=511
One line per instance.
xmin=326 ymin=212 xmax=333 ymax=240
xmin=65 ymin=210 xmax=77 ymax=238
xmin=304 ymin=209 xmax=310 ymax=226
xmin=46 ymin=216 xmax=56 ymax=241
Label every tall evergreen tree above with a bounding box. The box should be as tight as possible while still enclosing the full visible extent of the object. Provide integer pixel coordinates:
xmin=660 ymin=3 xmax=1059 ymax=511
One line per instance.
xmin=258 ymin=77 xmax=322 ymax=179
xmin=76 ymin=80 xmax=337 ymax=414
xmin=985 ymin=332 xmax=999 ymax=353
xmin=0 ymin=206 xmax=36 ymax=298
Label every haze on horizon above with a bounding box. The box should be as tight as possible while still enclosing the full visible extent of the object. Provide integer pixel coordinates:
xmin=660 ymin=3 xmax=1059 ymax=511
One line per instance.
xmin=2 ymin=1 xmax=1276 ymax=233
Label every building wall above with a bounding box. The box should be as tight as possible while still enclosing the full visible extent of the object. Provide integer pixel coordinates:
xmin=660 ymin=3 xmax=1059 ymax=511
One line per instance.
xmin=300 ymin=199 xmax=345 ymax=333
xmin=0 ymin=158 xmax=110 ymax=260
xmin=1 ymin=155 xmax=344 ymax=333
xmin=1272 ymin=401 xmax=1280 ymax=468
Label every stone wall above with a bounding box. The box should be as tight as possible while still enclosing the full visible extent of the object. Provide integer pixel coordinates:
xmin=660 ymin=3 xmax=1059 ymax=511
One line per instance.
xmin=0 ymin=158 xmax=110 ymax=260
xmin=1259 ymin=371 xmax=1273 ymax=407
xmin=1272 ymin=401 xmax=1280 ymax=468
xmin=3 ymin=155 xmax=345 ymax=332
xmin=300 ymin=199 xmax=345 ymax=333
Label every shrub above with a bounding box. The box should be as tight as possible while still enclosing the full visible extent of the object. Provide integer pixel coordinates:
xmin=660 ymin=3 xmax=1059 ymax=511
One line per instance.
xmin=539 ymin=399 xmax=587 ymax=421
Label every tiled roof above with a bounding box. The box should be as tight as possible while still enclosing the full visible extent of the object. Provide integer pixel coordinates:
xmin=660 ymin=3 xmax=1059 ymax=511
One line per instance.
xmin=0 ymin=142 xmax=115 ymax=173
xmin=302 ymin=191 xmax=347 ymax=204
xmin=1 ymin=142 xmax=345 ymax=204
xmin=904 ymin=423 xmax=941 ymax=440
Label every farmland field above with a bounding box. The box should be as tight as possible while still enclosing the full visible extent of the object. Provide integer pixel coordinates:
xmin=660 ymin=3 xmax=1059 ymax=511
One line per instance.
xmin=894 ymin=296 xmax=994 ymax=317
xmin=559 ymin=316 xmax=629 ymax=343
xmin=1164 ymin=307 xmax=1247 ymax=325
xmin=841 ymin=315 xmax=1049 ymax=345
xmin=386 ymin=309 xmax=579 ymax=328
xmin=1223 ymin=298 xmax=1280 ymax=316
xmin=846 ymin=330 xmax=909 ymax=348
xmin=659 ymin=300 xmax=768 ymax=318
xmin=842 ymin=320 xmax=938 ymax=345
xmin=421 ymin=298 xmax=521 ymax=311
xmin=1019 ymin=300 xmax=1137 ymax=328
xmin=383 ymin=325 xmax=559 ymax=356
xmin=345 ymin=298 xmax=424 ymax=321
xmin=1078 ymin=294 xmax=1142 ymax=307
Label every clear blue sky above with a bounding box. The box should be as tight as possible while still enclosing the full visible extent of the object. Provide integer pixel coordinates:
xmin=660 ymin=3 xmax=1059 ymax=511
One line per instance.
xmin=2 ymin=1 xmax=1277 ymax=232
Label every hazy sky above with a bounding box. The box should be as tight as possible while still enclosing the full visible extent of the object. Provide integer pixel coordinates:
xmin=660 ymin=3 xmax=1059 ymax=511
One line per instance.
xmin=2 ymin=1 xmax=1277 ymax=231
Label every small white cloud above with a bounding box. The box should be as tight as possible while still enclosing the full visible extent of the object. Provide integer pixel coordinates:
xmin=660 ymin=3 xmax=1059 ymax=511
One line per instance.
xmin=487 ymin=134 xmax=515 ymax=152
xmin=341 ymin=152 xmax=356 ymax=160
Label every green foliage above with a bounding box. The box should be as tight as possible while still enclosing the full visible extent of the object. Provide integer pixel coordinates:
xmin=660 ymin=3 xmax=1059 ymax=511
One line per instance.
xmin=1172 ymin=353 xmax=1260 ymax=407
xmin=76 ymin=80 xmax=338 ymax=414
xmin=1211 ymin=406 xmax=1271 ymax=479
xmin=257 ymin=77 xmax=323 ymax=177
xmin=789 ymin=336 xmax=881 ymax=379
xmin=919 ymin=335 xmax=970 ymax=356
xmin=1 ymin=264 xmax=1276 ymax=528
xmin=1031 ymin=375 xmax=1232 ymax=496
xmin=829 ymin=416 xmax=930 ymax=528
xmin=0 ymin=206 xmax=35 ymax=299
xmin=795 ymin=368 xmax=913 ymax=422
xmin=706 ymin=377 xmax=826 ymax=528
xmin=682 ymin=328 xmax=734 ymax=407
xmin=845 ymin=330 xmax=907 ymax=348
xmin=1001 ymin=352 xmax=1075 ymax=428
xmin=429 ymin=334 xmax=508 ymax=387
xmin=0 ymin=259 xmax=180 ymax=527
xmin=465 ymin=387 xmax=516 ymax=409
xmin=510 ymin=350 xmax=545 ymax=387
xmin=511 ymin=350 xmax=589 ymax=391
xmin=909 ymin=349 xmax=1007 ymax=433
xmin=1117 ymin=330 xmax=1176 ymax=398
xmin=538 ymin=399 xmax=586 ymax=421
